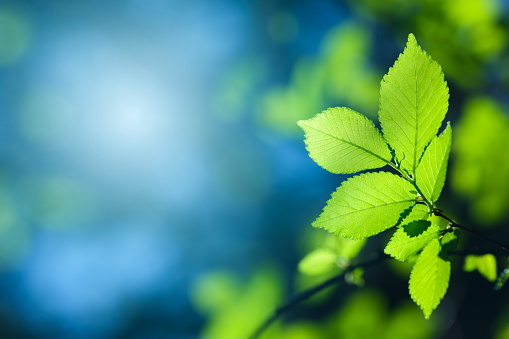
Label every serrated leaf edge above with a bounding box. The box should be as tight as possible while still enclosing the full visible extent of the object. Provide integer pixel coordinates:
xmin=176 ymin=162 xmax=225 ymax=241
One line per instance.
xmin=312 ymin=171 xmax=416 ymax=239
xmin=409 ymin=239 xmax=451 ymax=319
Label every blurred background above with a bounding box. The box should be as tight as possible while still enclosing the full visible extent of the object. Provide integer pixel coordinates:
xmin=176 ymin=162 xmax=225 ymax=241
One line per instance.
xmin=1 ymin=0 xmax=509 ymax=338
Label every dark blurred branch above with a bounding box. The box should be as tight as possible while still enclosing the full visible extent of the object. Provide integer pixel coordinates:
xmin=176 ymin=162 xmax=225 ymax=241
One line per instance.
xmin=448 ymin=250 xmax=509 ymax=256
xmin=434 ymin=209 xmax=509 ymax=253
xmin=249 ymin=251 xmax=388 ymax=339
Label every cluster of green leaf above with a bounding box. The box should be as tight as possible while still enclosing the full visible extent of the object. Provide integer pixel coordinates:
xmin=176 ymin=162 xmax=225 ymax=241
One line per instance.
xmin=298 ymin=34 xmax=456 ymax=318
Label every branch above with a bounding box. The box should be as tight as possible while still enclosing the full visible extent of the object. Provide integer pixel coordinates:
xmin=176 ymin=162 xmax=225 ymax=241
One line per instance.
xmin=251 ymin=209 xmax=508 ymax=339
xmin=249 ymin=251 xmax=388 ymax=339
xmin=448 ymin=249 xmax=509 ymax=256
xmin=434 ymin=209 xmax=509 ymax=253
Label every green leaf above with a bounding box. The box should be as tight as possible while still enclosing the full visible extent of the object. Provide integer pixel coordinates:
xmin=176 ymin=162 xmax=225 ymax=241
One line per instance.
xmin=409 ymin=238 xmax=451 ymax=319
xmin=404 ymin=220 xmax=431 ymax=237
xmin=379 ymin=34 xmax=449 ymax=174
xmin=415 ymin=124 xmax=452 ymax=202
xmin=313 ymin=172 xmax=416 ymax=239
xmin=385 ymin=220 xmax=440 ymax=261
xmin=298 ymin=107 xmax=391 ymax=174
xmin=463 ymin=254 xmax=497 ymax=282
xmin=463 ymin=255 xmax=477 ymax=272
xmin=298 ymin=248 xmax=338 ymax=276
xmin=400 ymin=204 xmax=431 ymax=225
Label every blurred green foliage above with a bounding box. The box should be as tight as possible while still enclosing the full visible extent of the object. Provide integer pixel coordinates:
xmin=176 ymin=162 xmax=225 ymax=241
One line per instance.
xmin=348 ymin=0 xmax=506 ymax=88
xmin=463 ymin=254 xmax=498 ymax=282
xmin=298 ymin=234 xmax=365 ymax=276
xmin=452 ymin=97 xmax=509 ymax=224
xmin=335 ymin=290 xmax=435 ymax=339
xmin=258 ymin=22 xmax=380 ymax=135
xmin=191 ymin=270 xmax=437 ymax=339
xmin=191 ymin=267 xmax=284 ymax=339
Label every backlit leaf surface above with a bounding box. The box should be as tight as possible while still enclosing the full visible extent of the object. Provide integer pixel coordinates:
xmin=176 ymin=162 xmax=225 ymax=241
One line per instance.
xmin=415 ymin=124 xmax=452 ymax=202
xmin=379 ymin=34 xmax=449 ymax=173
xmin=298 ymin=107 xmax=391 ymax=174
xmin=385 ymin=220 xmax=440 ymax=261
xmin=409 ymin=239 xmax=451 ymax=319
xmin=313 ymin=172 xmax=415 ymax=239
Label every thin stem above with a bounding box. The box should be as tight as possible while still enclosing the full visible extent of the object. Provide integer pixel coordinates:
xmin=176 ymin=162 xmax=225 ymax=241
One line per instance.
xmin=434 ymin=209 xmax=509 ymax=253
xmin=387 ymin=161 xmax=432 ymax=210
xmin=249 ymin=251 xmax=388 ymax=339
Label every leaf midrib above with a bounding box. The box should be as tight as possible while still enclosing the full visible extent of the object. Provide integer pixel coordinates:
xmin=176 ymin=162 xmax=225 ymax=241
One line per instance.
xmin=320 ymin=199 xmax=416 ymax=220
xmin=413 ymin=50 xmax=419 ymax=173
xmin=304 ymin=124 xmax=391 ymax=164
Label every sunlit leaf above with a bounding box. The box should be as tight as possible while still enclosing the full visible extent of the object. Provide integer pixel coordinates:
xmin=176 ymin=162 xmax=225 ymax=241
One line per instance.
xmin=385 ymin=220 xmax=440 ymax=261
xmin=313 ymin=172 xmax=415 ymax=239
xmin=415 ymin=124 xmax=452 ymax=202
xmin=409 ymin=239 xmax=451 ymax=319
xmin=298 ymin=107 xmax=391 ymax=174
xmin=379 ymin=34 xmax=449 ymax=173
xmin=399 ymin=204 xmax=431 ymax=225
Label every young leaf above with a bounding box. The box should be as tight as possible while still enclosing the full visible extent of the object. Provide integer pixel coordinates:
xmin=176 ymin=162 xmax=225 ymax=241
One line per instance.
xmin=379 ymin=34 xmax=449 ymax=174
xmin=440 ymin=228 xmax=460 ymax=256
xmin=415 ymin=124 xmax=452 ymax=203
xmin=298 ymin=107 xmax=391 ymax=174
xmin=409 ymin=238 xmax=451 ymax=319
xmin=313 ymin=172 xmax=415 ymax=239
xmin=463 ymin=254 xmax=497 ymax=282
xmin=385 ymin=221 xmax=440 ymax=261
xmin=400 ymin=204 xmax=431 ymax=225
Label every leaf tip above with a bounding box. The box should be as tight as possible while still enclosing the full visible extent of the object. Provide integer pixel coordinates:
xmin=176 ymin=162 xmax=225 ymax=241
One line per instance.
xmin=407 ymin=33 xmax=417 ymax=45
xmin=296 ymin=119 xmax=307 ymax=129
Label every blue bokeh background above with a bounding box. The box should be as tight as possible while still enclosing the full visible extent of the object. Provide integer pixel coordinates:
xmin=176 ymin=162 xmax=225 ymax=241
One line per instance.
xmin=3 ymin=0 xmax=509 ymax=338
xmin=0 ymin=1 xmax=347 ymax=337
